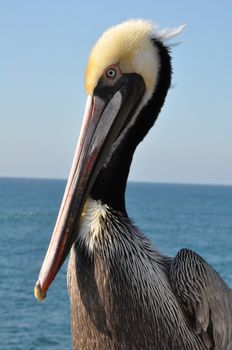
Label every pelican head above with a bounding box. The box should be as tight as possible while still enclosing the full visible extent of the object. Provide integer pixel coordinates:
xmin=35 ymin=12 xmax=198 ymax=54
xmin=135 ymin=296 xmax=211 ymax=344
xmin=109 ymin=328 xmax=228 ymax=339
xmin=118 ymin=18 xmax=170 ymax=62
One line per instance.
xmin=34 ymin=19 xmax=183 ymax=300
xmin=85 ymin=19 xmax=160 ymax=100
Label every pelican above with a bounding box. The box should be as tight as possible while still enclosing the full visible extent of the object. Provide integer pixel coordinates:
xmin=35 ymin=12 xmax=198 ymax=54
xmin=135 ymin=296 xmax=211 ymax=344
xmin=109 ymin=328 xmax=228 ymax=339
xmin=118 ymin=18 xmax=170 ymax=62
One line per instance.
xmin=35 ymin=20 xmax=232 ymax=349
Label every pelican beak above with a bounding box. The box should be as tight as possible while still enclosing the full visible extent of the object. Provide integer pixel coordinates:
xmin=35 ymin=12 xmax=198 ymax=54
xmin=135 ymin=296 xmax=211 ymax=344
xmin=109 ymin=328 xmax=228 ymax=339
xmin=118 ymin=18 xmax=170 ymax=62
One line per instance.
xmin=34 ymin=74 xmax=145 ymax=301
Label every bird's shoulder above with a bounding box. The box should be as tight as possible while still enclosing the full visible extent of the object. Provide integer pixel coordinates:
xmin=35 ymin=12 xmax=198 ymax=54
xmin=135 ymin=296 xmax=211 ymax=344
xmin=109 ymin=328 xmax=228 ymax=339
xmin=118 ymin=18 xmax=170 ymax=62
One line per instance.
xmin=170 ymin=248 xmax=232 ymax=349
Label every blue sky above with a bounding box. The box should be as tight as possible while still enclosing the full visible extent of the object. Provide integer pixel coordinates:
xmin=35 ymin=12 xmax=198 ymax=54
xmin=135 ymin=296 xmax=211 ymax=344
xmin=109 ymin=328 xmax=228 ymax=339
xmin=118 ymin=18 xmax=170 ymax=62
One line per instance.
xmin=1 ymin=0 xmax=231 ymax=184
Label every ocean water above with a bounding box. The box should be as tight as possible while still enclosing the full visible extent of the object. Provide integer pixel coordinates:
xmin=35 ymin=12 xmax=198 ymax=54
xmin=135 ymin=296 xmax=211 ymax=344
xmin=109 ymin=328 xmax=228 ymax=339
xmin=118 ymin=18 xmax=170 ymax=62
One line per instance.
xmin=0 ymin=178 xmax=232 ymax=349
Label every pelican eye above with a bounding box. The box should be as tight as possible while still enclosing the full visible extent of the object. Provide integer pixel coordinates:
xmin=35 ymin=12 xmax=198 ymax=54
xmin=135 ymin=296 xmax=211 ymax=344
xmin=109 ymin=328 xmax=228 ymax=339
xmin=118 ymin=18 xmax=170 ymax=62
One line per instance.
xmin=106 ymin=68 xmax=117 ymax=79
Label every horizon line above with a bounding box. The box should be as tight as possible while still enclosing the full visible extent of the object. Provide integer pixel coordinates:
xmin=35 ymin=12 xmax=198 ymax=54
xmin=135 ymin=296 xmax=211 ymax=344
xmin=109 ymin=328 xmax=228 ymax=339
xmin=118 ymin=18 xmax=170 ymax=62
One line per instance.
xmin=0 ymin=175 xmax=231 ymax=188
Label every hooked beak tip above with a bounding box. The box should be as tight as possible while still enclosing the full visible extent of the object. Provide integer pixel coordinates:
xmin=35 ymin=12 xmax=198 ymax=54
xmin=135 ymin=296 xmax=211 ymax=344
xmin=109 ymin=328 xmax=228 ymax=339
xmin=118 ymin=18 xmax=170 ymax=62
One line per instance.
xmin=34 ymin=281 xmax=47 ymax=302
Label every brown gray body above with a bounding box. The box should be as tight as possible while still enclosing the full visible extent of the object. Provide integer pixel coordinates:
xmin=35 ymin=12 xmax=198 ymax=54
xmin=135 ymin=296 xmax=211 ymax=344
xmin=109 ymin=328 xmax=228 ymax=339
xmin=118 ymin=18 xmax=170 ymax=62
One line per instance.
xmin=67 ymin=202 xmax=232 ymax=349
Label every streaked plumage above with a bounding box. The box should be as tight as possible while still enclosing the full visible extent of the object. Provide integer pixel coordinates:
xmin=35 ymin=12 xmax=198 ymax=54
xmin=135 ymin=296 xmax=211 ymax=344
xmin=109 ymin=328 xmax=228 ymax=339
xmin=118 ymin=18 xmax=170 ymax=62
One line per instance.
xmin=68 ymin=200 xmax=232 ymax=349
xmin=35 ymin=20 xmax=232 ymax=349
